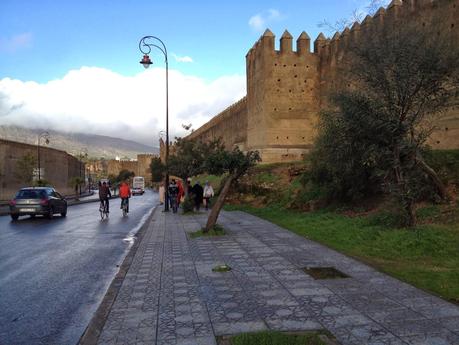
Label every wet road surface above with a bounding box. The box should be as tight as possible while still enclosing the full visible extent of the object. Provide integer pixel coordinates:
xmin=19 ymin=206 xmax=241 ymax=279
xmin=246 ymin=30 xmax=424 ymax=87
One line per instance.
xmin=0 ymin=190 xmax=158 ymax=345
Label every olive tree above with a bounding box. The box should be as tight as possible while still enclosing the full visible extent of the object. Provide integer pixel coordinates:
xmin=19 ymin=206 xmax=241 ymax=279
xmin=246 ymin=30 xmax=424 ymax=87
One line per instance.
xmin=169 ymin=138 xmax=260 ymax=231
xmin=310 ymin=21 xmax=459 ymax=226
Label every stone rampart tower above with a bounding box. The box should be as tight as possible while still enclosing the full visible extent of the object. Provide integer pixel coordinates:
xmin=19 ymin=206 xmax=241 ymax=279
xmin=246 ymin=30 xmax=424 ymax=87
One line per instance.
xmin=246 ymin=30 xmax=320 ymax=162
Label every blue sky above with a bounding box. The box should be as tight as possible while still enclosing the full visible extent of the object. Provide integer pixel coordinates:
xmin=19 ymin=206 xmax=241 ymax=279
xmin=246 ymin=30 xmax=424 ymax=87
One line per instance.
xmin=0 ymin=0 xmax=387 ymax=145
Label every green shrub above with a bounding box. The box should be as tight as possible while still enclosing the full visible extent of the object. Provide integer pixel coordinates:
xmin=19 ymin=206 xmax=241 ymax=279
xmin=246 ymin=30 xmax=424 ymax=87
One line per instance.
xmin=425 ymin=149 xmax=459 ymax=185
xmin=182 ymin=195 xmax=194 ymax=213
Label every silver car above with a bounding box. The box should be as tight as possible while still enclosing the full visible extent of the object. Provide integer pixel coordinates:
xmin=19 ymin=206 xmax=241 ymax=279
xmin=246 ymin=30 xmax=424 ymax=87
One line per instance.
xmin=9 ymin=187 xmax=68 ymax=221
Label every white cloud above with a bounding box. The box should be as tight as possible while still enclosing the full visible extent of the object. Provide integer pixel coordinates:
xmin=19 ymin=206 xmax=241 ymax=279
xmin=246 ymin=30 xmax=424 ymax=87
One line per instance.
xmin=0 ymin=67 xmax=246 ymax=146
xmin=0 ymin=33 xmax=33 ymax=53
xmin=249 ymin=9 xmax=283 ymax=32
xmin=172 ymin=53 xmax=193 ymax=63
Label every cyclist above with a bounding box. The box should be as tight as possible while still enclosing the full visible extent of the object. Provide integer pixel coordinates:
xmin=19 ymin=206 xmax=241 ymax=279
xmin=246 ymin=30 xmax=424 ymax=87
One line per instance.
xmin=119 ymin=179 xmax=132 ymax=213
xmin=99 ymin=181 xmax=111 ymax=213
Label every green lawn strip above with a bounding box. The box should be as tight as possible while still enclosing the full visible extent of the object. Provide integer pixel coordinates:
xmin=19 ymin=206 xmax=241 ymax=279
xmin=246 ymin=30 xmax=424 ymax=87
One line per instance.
xmin=191 ymin=173 xmax=225 ymax=189
xmin=224 ymin=205 xmax=459 ymax=302
xmin=218 ymin=330 xmax=328 ymax=345
xmin=212 ymin=264 xmax=232 ymax=272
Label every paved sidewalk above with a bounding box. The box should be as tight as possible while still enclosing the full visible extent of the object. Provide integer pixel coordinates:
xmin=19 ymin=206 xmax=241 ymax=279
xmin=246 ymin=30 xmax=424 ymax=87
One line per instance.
xmin=96 ymin=210 xmax=459 ymax=345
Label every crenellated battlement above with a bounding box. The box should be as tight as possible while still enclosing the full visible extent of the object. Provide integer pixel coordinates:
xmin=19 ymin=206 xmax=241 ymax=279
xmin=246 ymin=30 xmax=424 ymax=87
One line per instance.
xmin=246 ymin=29 xmax=314 ymax=61
xmin=313 ymin=0 xmax=458 ymax=65
xmin=185 ymin=0 xmax=459 ymax=163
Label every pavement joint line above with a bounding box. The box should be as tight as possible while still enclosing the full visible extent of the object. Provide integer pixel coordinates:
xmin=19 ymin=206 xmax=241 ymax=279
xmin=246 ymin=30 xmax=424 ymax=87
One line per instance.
xmin=77 ymin=203 xmax=158 ymax=345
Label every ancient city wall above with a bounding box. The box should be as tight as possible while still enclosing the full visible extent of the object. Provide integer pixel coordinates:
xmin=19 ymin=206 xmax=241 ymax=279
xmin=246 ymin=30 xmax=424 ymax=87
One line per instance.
xmin=245 ymin=30 xmax=321 ymax=163
xmin=106 ymin=154 xmax=154 ymax=184
xmin=187 ymin=97 xmax=248 ymax=150
xmin=314 ymin=0 xmax=459 ymax=149
xmin=185 ymin=0 xmax=459 ymax=163
xmin=0 ymin=139 xmax=82 ymax=200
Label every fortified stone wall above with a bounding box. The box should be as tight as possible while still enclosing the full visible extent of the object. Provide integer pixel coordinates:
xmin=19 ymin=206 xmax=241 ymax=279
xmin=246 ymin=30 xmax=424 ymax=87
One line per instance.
xmin=187 ymin=97 xmax=248 ymax=150
xmin=314 ymin=0 xmax=459 ymax=150
xmin=137 ymin=154 xmax=154 ymax=183
xmin=245 ymin=29 xmax=321 ymax=162
xmin=186 ymin=0 xmax=459 ymax=163
xmin=107 ymin=160 xmax=138 ymax=177
xmin=106 ymin=154 xmax=155 ymax=184
xmin=0 ymin=139 xmax=82 ymax=200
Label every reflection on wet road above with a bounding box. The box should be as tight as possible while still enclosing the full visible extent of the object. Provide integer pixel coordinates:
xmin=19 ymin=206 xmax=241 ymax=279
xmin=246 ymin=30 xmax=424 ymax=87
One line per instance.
xmin=0 ymin=191 xmax=158 ymax=345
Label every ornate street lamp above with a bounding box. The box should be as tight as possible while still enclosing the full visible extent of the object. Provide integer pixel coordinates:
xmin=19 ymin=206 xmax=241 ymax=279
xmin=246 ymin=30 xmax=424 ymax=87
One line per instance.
xmin=139 ymin=35 xmax=169 ymax=211
xmin=37 ymin=131 xmax=50 ymax=182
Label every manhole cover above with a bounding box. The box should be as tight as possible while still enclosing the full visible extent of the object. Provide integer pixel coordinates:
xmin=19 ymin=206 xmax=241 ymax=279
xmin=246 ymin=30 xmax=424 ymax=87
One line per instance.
xmin=303 ymin=267 xmax=350 ymax=279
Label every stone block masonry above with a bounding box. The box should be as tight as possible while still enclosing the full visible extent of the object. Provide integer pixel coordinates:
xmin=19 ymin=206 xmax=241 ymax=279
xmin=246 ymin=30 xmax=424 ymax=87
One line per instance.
xmin=0 ymin=139 xmax=83 ymax=200
xmin=185 ymin=0 xmax=459 ymax=164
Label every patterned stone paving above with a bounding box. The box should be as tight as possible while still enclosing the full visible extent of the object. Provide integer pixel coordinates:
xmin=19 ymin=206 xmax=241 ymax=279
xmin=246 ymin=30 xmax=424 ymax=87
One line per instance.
xmin=97 ymin=209 xmax=459 ymax=345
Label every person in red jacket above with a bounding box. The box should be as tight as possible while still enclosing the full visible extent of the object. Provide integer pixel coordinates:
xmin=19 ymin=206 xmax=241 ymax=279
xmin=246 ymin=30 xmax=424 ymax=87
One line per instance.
xmin=119 ymin=180 xmax=131 ymax=213
xmin=176 ymin=179 xmax=184 ymax=208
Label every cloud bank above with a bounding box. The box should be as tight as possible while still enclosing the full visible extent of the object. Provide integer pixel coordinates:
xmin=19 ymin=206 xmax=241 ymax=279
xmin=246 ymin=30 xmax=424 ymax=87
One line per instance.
xmin=249 ymin=9 xmax=283 ymax=32
xmin=0 ymin=67 xmax=246 ymax=146
xmin=172 ymin=53 xmax=194 ymax=63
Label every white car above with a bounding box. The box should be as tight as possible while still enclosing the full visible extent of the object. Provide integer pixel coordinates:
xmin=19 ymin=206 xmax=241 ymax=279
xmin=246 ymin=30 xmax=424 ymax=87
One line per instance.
xmin=132 ymin=187 xmax=144 ymax=196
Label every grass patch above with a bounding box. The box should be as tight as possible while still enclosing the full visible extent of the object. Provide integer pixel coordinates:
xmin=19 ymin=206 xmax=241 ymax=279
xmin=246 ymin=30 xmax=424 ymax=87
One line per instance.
xmin=189 ymin=224 xmax=226 ymax=238
xmin=212 ymin=264 xmax=232 ymax=272
xmin=217 ymin=330 xmax=330 ymax=345
xmin=191 ymin=173 xmax=226 ymax=190
xmin=254 ymin=171 xmax=281 ymax=185
xmin=225 ymin=204 xmax=459 ymax=303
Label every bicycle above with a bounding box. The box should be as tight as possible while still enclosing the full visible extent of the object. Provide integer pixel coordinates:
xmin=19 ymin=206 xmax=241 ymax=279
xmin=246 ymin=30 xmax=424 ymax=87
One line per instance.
xmin=99 ymin=200 xmax=109 ymax=220
xmin=121 ymin=198 xmax=128 ymax=217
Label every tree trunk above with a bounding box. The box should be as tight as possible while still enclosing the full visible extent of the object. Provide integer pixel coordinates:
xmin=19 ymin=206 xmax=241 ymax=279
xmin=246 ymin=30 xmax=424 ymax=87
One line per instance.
xmin=416 ymin=156 xmax=449 ymax=201
xmin=405 ymin=199 xmax=417 ymax=227
xmin=205 ymin=174 xmax=235 ymax=232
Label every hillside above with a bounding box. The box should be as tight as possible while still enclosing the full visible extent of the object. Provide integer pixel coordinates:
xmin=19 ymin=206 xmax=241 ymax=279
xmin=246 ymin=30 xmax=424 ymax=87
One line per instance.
xmin=0 ymin=125 xmax=158 ymax=159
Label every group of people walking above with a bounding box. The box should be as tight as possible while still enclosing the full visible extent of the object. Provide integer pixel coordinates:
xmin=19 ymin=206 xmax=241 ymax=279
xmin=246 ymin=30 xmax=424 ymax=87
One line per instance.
xmin=159 ymin=178 xmax=214 ymax=213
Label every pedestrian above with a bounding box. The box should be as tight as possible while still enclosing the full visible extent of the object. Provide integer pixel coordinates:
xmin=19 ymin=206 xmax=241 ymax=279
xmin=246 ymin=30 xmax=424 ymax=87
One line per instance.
xmin=168 ymin=179 xmax=179 ymax=213
xmin=192 ymin=181 xmax=204 ymax=211
xmin=186 ymin=178 xmax=193 ymax=195
xmin=177 ymin=179 xmax=184 ymax=207
xmin=159 ymin=182 xmax=165 ymax=205
xmin=203 ymin=181 xmax=214 ymax=210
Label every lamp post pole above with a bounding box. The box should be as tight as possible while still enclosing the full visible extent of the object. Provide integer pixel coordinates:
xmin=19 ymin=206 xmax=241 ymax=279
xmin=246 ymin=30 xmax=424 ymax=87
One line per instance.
xmin=79 ymin=149 xmax=88 ymax=196
xmin=139 ymin=35 xmax=169 ymax=212
xmin=37 ymin=131 xmax=50 ymax=182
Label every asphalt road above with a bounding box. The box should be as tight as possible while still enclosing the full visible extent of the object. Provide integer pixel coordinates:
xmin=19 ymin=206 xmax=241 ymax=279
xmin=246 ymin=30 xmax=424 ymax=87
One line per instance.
xmin=0 ymin=190 xmax=158 ymax=345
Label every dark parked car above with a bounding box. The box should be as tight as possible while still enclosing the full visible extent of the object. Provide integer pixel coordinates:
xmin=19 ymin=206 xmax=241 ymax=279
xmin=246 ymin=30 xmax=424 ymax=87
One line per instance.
xmin=9 ymin=187 xmax=67 ymax=221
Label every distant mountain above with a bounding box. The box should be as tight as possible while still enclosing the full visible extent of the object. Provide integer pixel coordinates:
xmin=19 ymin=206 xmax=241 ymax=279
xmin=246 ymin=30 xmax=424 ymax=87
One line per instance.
xmin=0 ymin=125 xmax=158 ymax=159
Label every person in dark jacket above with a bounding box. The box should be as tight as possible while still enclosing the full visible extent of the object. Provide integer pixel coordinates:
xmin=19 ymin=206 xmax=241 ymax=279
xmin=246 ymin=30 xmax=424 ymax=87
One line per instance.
xmin=192 ymin=181 xmax=204 ymax=211
xmin=99 ymin=181 xmax=112 ymax=213
xmin=168 ymin=179 xmax=179 ymax=213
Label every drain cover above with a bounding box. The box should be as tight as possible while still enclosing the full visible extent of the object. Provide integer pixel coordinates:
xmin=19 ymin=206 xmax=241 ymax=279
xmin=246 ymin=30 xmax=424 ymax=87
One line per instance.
xmin=303 ymin=267 xmax=350 ymax=279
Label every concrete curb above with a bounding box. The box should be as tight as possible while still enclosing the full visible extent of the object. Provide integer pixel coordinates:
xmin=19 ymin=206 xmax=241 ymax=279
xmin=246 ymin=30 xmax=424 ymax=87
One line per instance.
xmin=77 ymin=205 xmax=158 ymax=345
